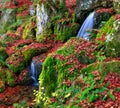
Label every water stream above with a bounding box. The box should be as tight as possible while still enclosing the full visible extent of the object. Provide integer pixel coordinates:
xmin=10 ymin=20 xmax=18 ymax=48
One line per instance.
xmin=30 ymin=60 xmax=42 ymax=86
xmin=77 ymin=12 xmax=95 ymax=40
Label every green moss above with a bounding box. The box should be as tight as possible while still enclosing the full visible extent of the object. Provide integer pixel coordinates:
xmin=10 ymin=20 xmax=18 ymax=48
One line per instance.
xmin=54 ymin=23 xmax=80 ymax=42
xmin=0 ymin=67 xmax=15 ymax=90
xmin=22 ymin=17 xmax=36 ymax=40
xmin=36 ymin=21 xmax=53 ymax=42
xmin=40 ymin=54 xmax=57 ymax=96
xmin=36 ymin=34 xmax=46 ymax=42
xmin=6 ymin=51 xmax=25 ymax=73
xmin=81 ymin=60 xmax=120 ymax=76
xmin=0 ymin=47 xmax=8 ymax=62
xmin=39 ymin=38 xmax=82 ymax=97
xmin=105 ymin=19 xmax=120 ymax=57
xmin=5 ymin=70 xmax=15 ymax=87
xmin=96 ymin=16 xmax=115 ymax=44
xmin=22 ymin=48 xmax=35 ymax=64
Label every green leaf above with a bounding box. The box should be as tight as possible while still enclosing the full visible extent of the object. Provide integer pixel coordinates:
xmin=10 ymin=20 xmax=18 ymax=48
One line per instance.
xmin=108 ymin=91 xmax=115 ymax=101
xmin=117 ymin=88 xmax=120 ymax=92
xmin=89 ymin=93 xmax=99 ymax=103
xmin=102 ymin=95 xmax=108 ymax=101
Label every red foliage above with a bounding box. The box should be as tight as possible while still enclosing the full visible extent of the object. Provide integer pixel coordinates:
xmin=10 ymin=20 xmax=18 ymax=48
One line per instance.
xmin=17 ymin=68 xmax=29 ymax=84
xmin=92 ymin=72 xmax=120 ymax=107
xmin=6 ymin=39 xmax=33 ymax=56
xmin=16 ymin=9 xmax=29 ymax=17
xmin=63 ymin=79 xmax=72 ymax=86
xmin=0 ymin=86 xmax=21 ymax=101
xmin=32 ymin=41 xmax=63 ymax=63
xmin=65 ymin=0 xmax=76 ymax=15
xmin=6 ymin=31 xmax=20 ymax=39
xmin=114 ymin=14 xmax=120 ymax=20
xmin=96 ymin=8 xmax=114 ymax=14
xmin=50 ymin=97 xmax=56 ymax=103
xmin=96 ymin=33 xmax=106 ymax=43
xmin=5 ymin=0 xmax=32 ymax=9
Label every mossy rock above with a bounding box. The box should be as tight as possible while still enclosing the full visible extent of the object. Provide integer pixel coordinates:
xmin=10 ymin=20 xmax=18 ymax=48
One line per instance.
xmin=96 ymin=16 xmax=115 ymax=44
xmin=96 ymin=16 xmax=120 ymax=57
xmin=94 ymin=10 xmax=113 ymax=28
xmin=22 ymin=48 xmax=35 ymax=64
xmin=6 ymin=51 xmax=25 ymax=73
xmin=105 ymin=32 xmax=120 ymax=57
xmin=6 ymin=43 xmax=48 ymax=73
xmin=81 ymin=60 xmax=120 ymax=76
xmin=39 ymin=38 xmax=95 ymax=97
xmin=40 ymin=54 xmax=57 ymax=96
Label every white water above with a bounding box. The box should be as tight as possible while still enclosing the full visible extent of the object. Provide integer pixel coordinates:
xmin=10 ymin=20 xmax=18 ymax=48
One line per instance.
xmin=36 ymin=3 xmax=48 ymax=36
xmin=77 ymin=12 xmax=95 ymax=40
xmin=30 ymin=62 xmax=39 ymax=86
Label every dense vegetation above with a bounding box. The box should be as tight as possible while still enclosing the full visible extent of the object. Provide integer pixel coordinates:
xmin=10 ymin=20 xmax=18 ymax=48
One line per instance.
xmin=0 ymin=0 xmax=120 ymax=107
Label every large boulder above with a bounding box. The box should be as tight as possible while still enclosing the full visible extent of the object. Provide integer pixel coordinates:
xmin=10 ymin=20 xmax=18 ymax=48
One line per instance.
xmin=6 ymin=43 xmax=48 ymax=73
xmin=39 ymin=38 xmax=96 ymax=96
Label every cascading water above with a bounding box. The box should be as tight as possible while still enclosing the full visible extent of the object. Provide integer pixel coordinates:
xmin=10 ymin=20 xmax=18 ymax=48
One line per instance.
xmin=30 ymin=60 xmax=42 ymax=86
xmin=77 ymin=12 xmax=95 ymax=40
xmin=36 ymin=3 xmax=48 ymax=36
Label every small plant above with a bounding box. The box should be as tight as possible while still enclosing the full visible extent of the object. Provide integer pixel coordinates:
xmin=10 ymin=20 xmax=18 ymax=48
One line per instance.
xmin=13 ymin=101 xmax=27 ymax=108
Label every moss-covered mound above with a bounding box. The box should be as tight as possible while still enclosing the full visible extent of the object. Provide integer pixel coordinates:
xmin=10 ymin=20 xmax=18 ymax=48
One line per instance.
xmin=36 ymin=60 xmax=120 ymax=107
xmin=36 ymin=38 xmax=96 ymax=104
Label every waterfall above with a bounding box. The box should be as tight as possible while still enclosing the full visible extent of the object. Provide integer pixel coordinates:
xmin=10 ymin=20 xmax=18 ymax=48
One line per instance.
xmin=30 ymin=60 xmax=42 ymax=86
xmin=77 ymin=12 xmax=95 ymax=40
xmin=36 ymin=3 xmax=48 ymax=36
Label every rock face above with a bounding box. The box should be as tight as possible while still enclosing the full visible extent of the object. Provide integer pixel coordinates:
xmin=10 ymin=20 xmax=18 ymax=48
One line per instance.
xmin=6 ymin=43 xmax=48 ymax=73
xmin=76 ymin=0 xmax=113 ymax=24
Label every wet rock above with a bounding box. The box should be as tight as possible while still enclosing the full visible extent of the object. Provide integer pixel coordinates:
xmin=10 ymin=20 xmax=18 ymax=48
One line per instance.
xmin=76 ymin=0 xmax=113 ymax=24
